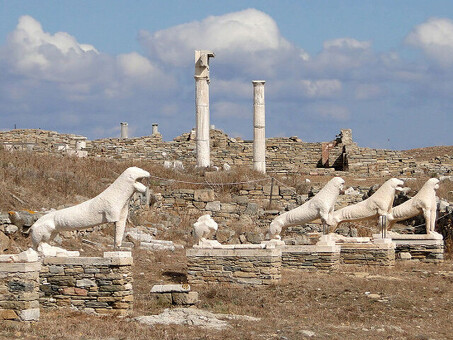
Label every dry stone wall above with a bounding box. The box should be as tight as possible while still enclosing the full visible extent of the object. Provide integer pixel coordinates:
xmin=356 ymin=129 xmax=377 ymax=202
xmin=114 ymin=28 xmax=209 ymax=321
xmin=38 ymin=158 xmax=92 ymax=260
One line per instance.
xmin=0 ymin=257 xmax=40 ymax=322
xmin=281 ymin=245 xmax=340 ymax=270
xmin=2 ymin=128 xmax=445 ymax=175
xmin=186 ymin=248 xmax=281 ymax=285
xmin=340 ymin=243 xmax=395 ymax=266
xmin=39 ymin=253 xmax=133 ymax=316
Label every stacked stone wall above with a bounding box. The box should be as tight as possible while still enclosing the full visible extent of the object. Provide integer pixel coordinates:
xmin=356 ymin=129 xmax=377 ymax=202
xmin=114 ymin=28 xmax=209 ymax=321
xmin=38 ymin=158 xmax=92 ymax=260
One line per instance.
xmin=281 ymin=245 xmax=340 ymax=270
xmin=3 ymin=128 xmax=444 ymax=175
xmin=39 ymin=253 xmax=133 ymax=316
xmin=396 ymin=243 xmax=444 ymax=261
xmin=347 ymin=146 xmax=416 ymax=175
xmin=0 ymin=129 xmax=86 ymax=154
xmin=340 ymin=243 xmax=395 ymax=266
xmin=186 ymin=248 xmax=281 ymax=285
xmin=0 ymin=257 xmax=40 ymax=321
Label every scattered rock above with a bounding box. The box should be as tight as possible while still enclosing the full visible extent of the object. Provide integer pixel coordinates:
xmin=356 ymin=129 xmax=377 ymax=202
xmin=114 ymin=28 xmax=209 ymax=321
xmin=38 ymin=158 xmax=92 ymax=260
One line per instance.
xmin=299 ymin=330 xmax=316 ymax=337
xmin=205 ymin=201 xmax=221 ymax=212
xmin=367 ymin=293 xmax=381 ymax=300
xmin=4 ymin=224 xmax=18 ymax=235
xmin=134 ymin=308 xmax=260 ymax=330
xmin=8 ymin=210 xmax=42 ymax=233
xmin=0 ymin=231 xmax=12 ymax=253
xmin=399 ymin=252 xmax=412 ymax=260
xmin=245 ymin=231 xmax=263 ymax=244
xmin=125 ymin=226 xmax=156 ymax=243
xmin=37 ymin=243 xmax=80 ymax=257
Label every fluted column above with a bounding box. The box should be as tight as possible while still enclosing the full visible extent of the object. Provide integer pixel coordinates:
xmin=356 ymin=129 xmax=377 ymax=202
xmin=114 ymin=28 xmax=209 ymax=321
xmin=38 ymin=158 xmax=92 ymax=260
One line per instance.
xmin=195 ymin=50 xmax=214 ymax=167
xmin=253 ymin=80 xmax=266 ymax=173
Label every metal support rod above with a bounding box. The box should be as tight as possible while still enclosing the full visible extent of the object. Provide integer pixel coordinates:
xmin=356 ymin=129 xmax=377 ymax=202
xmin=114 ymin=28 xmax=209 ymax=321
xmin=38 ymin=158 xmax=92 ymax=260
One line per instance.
xmin=380 ymin=215 xmax=387 ymax=238
xmin=269 ymin=177 xmax=274 ymax=207
xmin=322 ymin=222 xmax=327 ymax=235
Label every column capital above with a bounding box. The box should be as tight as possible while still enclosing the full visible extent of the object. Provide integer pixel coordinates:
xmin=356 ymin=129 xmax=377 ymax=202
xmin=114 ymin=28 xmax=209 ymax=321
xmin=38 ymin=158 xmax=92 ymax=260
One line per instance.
xmin=252 ymin=80 xmax=266 ymax=85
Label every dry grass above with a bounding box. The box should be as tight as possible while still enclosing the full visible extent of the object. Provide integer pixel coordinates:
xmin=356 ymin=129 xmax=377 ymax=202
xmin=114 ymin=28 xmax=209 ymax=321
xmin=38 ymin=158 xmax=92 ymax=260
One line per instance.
xmin=0 ymin=150 xmax=269 ymax=212
xmin=1 ymin=148 xmax=453 ymax=338
xmin=1 ymin=247 xmax=453 ymax=340
xmin=402 ymin=146 xmax=453 ymax=162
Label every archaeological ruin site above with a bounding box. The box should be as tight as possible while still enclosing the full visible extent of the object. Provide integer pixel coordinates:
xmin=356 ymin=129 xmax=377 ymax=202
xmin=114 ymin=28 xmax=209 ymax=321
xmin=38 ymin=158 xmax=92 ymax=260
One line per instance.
xmin=0 ymin=51 xmax=452 ymax=339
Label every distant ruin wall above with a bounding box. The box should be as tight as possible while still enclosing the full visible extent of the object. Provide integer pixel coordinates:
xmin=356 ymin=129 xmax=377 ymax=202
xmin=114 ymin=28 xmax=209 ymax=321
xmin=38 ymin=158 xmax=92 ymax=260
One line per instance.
xmin=1 ymin=128 xmax=448 ymax=175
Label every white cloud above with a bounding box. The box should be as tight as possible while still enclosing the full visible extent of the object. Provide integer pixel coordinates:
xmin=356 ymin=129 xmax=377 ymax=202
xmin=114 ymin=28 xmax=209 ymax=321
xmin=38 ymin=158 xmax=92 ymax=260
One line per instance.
xmin=405 ymin=17 xmax=453 ymax=67
xmin=323 ymin=38 xmax=371 ymax=50
xmin=308 ymin=38 xmax=375 ymax=77
xmin=117 ymin=52 xmax=155 ymax=78
xmin=299 ymin=79 xmax=342 ymax=98
xmin=5 ymin=15 xmax=98 ymax=74
xmin=1 ymin=15 xmax=172 ymax=97
xmin=0 ymin=11 xmax=451 ymax=148
xmin=139 ymin=8 xmax=304 ymax=70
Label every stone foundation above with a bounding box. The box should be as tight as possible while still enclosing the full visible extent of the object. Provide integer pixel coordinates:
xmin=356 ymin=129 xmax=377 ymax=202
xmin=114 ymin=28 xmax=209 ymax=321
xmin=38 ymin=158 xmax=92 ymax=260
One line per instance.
xmin=39 ymin=252 xmax=133 ymax=316
xmin=0 ymin=255 xmax=41 ymax=322
xmin=281 ymin=245 xmax=340 ymax=270
xmin=340 ymin=242 xmax=395 ymax=266
xmin=150 ymin=284 xmax=198 ymax=306
xmin=379 ymin=233 xmax=444 ymax=262
xmin=186 ymin=247 xmax=281 ymax=285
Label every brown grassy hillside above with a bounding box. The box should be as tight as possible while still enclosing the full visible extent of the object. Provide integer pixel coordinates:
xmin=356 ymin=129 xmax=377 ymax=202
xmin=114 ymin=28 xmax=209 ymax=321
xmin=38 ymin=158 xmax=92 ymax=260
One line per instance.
xmin=0 ymin=149 xmax=266 ymax=212
xmin=402 ymin=145 xmax=453 ymax=161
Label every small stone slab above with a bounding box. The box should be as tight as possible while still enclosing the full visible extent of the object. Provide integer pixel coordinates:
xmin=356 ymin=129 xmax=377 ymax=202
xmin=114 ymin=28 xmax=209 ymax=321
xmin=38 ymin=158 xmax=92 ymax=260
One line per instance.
xmin=233 ymin=244 xmax=265 ymax=249
xmin=172 ymin=291 xmax=198 ymax=305
xmin=150 ymin=284 xmax=190 ymax=293
xmin=0 ymin=262 xmax=41 ymax=273
xmin=19 ymin=308 xmax=40 ymax=321
xmin=399 ymin=252 xmax=412 ymax=260
xmin=103 ymin=251 xmax=132 ymax=258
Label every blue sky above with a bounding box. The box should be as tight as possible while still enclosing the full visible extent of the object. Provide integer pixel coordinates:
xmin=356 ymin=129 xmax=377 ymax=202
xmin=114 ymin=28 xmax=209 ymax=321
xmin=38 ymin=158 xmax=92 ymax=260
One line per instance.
xmin=1 ymin=1 xmax=453 ymax=150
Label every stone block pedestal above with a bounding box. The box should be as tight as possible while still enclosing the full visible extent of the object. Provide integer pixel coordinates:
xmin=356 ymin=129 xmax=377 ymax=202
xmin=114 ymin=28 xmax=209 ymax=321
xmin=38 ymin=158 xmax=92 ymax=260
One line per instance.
xmin=39 ymin=251 xmax=133 ymax=316
xmin=0 ymin=253 xmax=41 ymax=322
xmin=374 ymin=232 xmax=444 ymax=261
xmin=187 ymin=247 xmax=281 ymax=285
xmin=340 ymin=240 xmax=395 ymax=266
xmin=281 ymin=244 xmax=341 ymax=270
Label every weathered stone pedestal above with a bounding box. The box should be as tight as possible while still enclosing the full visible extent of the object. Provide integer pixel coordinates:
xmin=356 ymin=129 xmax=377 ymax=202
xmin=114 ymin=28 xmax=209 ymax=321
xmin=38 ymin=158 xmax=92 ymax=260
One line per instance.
xmin=150 ymin=284 xmax=198 ymax=306
xmin=0 ymin=252 xmax=41 ymax=322
xmin=375 ymin=232 xmax=444 ymax=262
xmin=187 ymin=246 xmax=281 ymax=285
xmin=39 ymin=251 xmax=133 ymax=316
xmin=281 ymin=244 xmax=341 ymax=270
xmin=340 ymin=239 xmax=395 ymax=266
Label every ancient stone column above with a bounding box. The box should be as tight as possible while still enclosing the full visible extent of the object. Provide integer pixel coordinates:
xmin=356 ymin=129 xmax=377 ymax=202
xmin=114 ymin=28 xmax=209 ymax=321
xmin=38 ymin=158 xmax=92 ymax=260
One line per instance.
xmin=152 ymin=123 xmax=159 ymax=135
xmin=120 ymin=122 xmax=128 ymax=139
xmin=195 ymin=50 xmax=215 ymax=167
xmin=253 ymin=80 xmax=266 ymax=173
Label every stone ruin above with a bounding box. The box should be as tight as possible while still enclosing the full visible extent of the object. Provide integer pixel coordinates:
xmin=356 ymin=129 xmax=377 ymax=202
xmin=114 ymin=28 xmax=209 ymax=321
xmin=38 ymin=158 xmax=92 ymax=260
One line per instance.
xmin=0 ymin=50 xmax=451 ymax=325
xmin=2 ymin=127 xmax=451 ymax=177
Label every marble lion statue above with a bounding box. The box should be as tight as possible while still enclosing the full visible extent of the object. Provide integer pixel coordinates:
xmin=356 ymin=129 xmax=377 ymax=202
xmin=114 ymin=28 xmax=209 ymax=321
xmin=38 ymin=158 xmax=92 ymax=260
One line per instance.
xmin=193 ymin=214 xmax=218 ymax=245
xmin=30 ymin=166 xmax=150 ymax=250
xmin=268 ymin=177 xmax=345 ymax=240
xmin=387 ymin=178 xmax=439 ymax=234
xmin=327 ymin=178 xmax=404 ymax=231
